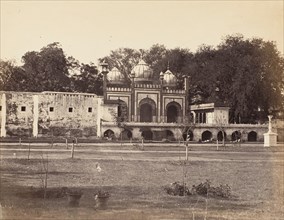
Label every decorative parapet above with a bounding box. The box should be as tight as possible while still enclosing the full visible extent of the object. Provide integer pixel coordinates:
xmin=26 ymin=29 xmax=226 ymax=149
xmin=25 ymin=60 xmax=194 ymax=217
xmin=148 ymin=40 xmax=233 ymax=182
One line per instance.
xmin=106 ymin=87 xmax=131 ymax=92
xmin=41 ymin=91 xmax=97 ymax=98
xmin=163 ymin=89 xmax=185 ymax=94
xmin=134 ymin=84 xmax=161 ymax=89
xmin=0 ymin=90 xmax=98 ymax=98
xmin=190 ymin=103 xmax=215 ymax=110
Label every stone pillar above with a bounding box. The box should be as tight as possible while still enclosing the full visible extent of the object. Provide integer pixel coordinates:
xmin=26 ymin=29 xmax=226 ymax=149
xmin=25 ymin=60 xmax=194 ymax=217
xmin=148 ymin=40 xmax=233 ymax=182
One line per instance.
xmin=131 ymin=74 xmax=135 ymax=122
xmin=263 ymin=115 xmax=277 ymax=147
xmin=33 ymin=95 xmax=39 ymax=137
xmin=184 ymin=76 xmax=189 ymax=121
xmin=1 ymin=93 xmax=6 ymax=137
xmin=160 ymin=72 xmax=164 ymax=123
xmin=97 ymin=98 xmax=102 ymax=137
xmin=103 ymin=72 xmax=108 ymax=103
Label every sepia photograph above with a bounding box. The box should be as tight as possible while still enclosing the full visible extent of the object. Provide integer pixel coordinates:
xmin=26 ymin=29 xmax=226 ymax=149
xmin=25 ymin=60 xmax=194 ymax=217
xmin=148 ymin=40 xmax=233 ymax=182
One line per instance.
xmin=0 ymin=1 xmax=283 ymax=219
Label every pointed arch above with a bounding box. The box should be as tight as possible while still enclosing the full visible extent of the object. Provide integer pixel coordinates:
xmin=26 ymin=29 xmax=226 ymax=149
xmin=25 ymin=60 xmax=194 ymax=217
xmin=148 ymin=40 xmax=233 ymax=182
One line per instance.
xmin=138 ymin=98 xmax=156 ymax=122
xmin=166 ymin=101 xmax=182 ymax=123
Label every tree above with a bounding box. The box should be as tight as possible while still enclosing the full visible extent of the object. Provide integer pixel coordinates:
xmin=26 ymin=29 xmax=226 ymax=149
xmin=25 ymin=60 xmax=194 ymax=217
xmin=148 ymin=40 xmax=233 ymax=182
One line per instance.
xmin=215 ymin=35 xmax=284 ymax=123
xmin=21 ymin=42 xmax=72 ymax=92
xmin=0 ymin=60 xmax=27 ymax=91
xmin=143 ymin=44 xmax=167 ymax=79
xmin=185 ymin=35 xmax=284 ymax=123
xmin=99 ymin=48 xmax=141 ymax=84
xmin=71 ymin=63 xmax=103 ymax=95
xmin=0 ymin=60 xmax=14 ymax=90
xmin=186 ymin=45 xmax=218 ymax=102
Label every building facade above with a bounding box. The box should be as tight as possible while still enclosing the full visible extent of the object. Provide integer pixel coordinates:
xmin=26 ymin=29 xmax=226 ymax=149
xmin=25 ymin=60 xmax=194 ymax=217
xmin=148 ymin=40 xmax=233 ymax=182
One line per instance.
xmin=100 ymin=60 xmax=269 ymax=142
xmin=0 ymin=59 xmax=279 ymax=142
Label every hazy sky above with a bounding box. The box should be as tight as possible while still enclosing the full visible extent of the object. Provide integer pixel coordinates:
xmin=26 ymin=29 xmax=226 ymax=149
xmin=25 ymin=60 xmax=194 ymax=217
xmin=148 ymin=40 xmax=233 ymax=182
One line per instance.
xmin=1 ymin=1 xmax=283 ymax=65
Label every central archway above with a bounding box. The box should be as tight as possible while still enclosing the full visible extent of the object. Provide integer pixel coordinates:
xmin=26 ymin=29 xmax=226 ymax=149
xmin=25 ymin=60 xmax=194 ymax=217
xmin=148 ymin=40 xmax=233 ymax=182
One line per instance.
xmin=139 ymin=98 xmax=156 ymax=122
xmin=140 ymin=103 xmax=152 ymax=122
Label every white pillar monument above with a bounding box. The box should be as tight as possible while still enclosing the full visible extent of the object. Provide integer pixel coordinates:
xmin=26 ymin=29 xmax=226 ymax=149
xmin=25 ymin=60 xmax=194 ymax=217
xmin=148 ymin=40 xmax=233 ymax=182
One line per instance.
xmin=263 ymin=115 xmax=277 ymax=147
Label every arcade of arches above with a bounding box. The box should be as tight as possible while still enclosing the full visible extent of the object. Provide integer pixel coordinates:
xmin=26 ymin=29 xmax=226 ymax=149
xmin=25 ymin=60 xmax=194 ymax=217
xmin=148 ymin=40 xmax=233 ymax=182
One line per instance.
xmin=103 ymin=128 xmax=262 ymax=142
xmin=138 ymin=99 xmax=183 ymax=123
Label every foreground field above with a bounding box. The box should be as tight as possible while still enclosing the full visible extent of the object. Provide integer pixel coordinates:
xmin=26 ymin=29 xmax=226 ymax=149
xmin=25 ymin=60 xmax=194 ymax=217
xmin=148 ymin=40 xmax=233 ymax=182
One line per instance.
xmin=0 ymin=145 xmax=283 ymax=219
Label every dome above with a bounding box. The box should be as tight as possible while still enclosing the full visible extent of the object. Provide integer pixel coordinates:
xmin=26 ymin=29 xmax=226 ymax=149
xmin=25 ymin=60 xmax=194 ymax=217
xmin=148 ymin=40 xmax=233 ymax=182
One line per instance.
xmin=131 ymin=60 xmax=153 ymax=83
xmin=107 ymin=67 xmax=125 ymax=84
xmin=163 ymin=69 xmax=177 ymax=87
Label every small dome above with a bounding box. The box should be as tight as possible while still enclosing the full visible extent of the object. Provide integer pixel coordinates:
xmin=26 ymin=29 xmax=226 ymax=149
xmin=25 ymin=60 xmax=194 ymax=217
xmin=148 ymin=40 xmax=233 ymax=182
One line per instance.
xmin=163 ymin=69 xmax=177 ymax=87
xmin=131 ymin=60 xmax=153 ymax=82
xmin=107 ymin=67 xmax=125 ymax=84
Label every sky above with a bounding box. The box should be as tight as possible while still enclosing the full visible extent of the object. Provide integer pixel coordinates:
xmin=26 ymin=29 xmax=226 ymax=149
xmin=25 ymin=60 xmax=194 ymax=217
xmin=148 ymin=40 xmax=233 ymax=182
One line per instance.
xmin=1 ymin=1 xmax=283 ymax=65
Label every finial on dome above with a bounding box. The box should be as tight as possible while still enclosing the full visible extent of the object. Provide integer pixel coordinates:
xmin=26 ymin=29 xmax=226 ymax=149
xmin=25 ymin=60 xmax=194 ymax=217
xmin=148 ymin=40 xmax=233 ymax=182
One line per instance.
xmin=167 ymin=61 xmax=170 ymax=70
xmin=139 ymin=49 xmax=144 ymax=60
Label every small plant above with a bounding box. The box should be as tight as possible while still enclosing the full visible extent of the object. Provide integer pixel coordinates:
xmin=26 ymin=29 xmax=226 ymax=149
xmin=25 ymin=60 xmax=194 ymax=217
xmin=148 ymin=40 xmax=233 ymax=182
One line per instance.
xmin=164 ymin=182 xmax=191 ymax=196
xmin=165 ymin=179 xmax=232 ymax=199
xmin=210 ymin=184 xmax=231 ymax=198
xmin=192 ymin=179 xmax=211 ymax=196
xmin=192 ymin=180 xmax=231 ymax=198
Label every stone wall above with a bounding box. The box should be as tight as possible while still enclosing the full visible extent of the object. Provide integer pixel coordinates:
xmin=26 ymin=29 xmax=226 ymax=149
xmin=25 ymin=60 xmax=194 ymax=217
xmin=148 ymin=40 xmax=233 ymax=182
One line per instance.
xmin=2 ymin=92 xmax=34 ymax=137
xmin=0 ymin=91 xmax=100 ymax=138
xmin=37 ymin=92 xmax=99 ymax=137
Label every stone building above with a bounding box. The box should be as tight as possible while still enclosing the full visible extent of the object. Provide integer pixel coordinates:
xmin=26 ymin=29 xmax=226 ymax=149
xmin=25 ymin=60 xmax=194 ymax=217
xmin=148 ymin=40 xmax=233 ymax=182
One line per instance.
xmin=99 ymin=60 xmax=268 ymax=142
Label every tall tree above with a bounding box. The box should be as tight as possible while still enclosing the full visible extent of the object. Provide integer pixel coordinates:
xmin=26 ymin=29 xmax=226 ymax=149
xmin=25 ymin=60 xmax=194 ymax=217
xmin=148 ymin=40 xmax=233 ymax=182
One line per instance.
xmin=21 ymin=42 xmax=71 ymax=92
xmin=215 ymin=35 xmax=284 ymax=123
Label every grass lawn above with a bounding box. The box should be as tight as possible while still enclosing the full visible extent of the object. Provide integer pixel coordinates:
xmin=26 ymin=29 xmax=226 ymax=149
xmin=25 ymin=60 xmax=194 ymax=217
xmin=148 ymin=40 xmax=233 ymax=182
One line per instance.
xmin=0 ymin=147 xmax=283 ymax=219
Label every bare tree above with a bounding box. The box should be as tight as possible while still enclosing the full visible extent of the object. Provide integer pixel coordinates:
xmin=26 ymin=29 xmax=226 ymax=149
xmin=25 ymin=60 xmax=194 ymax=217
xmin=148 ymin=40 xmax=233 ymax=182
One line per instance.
xmin=39 ymin=152 xmax=49 ymax=199
xmin=178 ymin=114 xmax=195 ymax=160
xmin=215 ymin=114 xmax=227 ymax=150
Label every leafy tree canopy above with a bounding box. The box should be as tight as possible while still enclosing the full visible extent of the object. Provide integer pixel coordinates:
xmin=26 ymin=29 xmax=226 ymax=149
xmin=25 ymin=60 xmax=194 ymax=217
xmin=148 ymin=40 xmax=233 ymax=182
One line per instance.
xmin=1 ymin=42 xmax=103 ymax=94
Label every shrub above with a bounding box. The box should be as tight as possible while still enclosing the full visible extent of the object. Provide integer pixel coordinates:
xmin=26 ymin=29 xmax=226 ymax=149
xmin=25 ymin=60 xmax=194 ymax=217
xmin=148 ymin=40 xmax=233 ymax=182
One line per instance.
xmin=192 ymin=180 xmax=231 ymax=198
xmin=165 ymin=180 xmax=231 ymax=198
xmin=210 ymin=184 xmax=231 ymax=198
xmin=164 ymin=182 xmax=191 ymax=196
xmin=192 ymin=179 xmax=211 ymax=196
